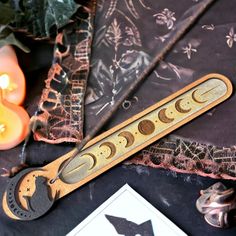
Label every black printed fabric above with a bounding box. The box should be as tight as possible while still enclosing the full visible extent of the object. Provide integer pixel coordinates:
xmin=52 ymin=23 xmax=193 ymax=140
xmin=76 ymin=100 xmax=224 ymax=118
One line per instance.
xmin=85 ymin=0 xmax=236 ymax=179
xmin=85 ymin=0 xmax=207 ymax=128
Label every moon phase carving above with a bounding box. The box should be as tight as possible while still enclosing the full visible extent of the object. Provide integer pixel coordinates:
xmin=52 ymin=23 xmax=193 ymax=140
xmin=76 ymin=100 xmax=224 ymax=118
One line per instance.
xmin=62 ymin=153 xmax=97 ymax=178
xmin=138 ymin=120 xmax=155 ymax=135
xmin=99 ymin=142 xmax=116 ymax=159
xmin=192 ymin=89 xmax=208 ymax=104
xmin=3 ymin=75 xmax=232 ymax=221
xmin=175 ymin=99 xmax=191 ymax=113
xmin=118 ymin=131 xmax=135 ymax=147
xmin=158 ymin=108 xmax=174 ymax=123
xmin=81 ymin=153 xmax=97 ymax=170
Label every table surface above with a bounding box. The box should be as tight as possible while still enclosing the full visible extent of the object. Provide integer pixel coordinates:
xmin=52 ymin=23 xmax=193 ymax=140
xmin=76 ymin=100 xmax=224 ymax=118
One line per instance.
xmin=1 ymin=106 xmax=236 ymax=235
xmin=1 ymin=0 xmax=236 ymax=235
xmin=1 ymin=157 xmax=236 ymax=236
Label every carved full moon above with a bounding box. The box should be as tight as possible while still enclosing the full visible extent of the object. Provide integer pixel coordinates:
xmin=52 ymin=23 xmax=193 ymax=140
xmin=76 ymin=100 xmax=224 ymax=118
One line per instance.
xmin=158 ymin=108 xmax=174 ymax=123
xmin=138 ymin=120 xmax=155 ymax=135
xmin=175 ymin=99 xmax=191 ymax=113
xmin=118 ymin=131 xmax=135 ymax=147
xmin=192 ymin=89 xmax=208 ymax=104
xmin=99 ymin=142 xmax=116 ymax=159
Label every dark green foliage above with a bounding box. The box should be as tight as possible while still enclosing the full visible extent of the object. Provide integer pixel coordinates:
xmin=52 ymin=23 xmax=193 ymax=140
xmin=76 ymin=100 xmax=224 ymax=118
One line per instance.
xmin=0 ymin=0 xmax=81 ymax=51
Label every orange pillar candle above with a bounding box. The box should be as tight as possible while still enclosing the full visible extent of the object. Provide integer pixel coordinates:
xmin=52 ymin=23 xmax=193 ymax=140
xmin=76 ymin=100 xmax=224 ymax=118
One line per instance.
xmin=0 ymin=89 xmax=30 ymax=150
xmin=0 ymin=45 xmax=26 ymax=105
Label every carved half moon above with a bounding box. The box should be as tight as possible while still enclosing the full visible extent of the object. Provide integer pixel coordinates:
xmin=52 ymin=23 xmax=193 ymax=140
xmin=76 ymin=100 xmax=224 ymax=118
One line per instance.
xmin=192 ymin=89 xmax=208 ymax=104
xmin=81 ymin=153 xmax=97 ymax=170
xmin=99 ymin=142 xmax=116 ymax=159
xmin=118 ymin=131 xmax=135 ymax=147
xmin=175 ymin=99 xmax=191 ymax=113
xmin=158 ymin=108 xmax=174 ymax=123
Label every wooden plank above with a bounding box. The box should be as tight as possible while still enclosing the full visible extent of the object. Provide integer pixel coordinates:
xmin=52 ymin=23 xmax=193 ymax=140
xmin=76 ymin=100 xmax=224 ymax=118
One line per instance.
xmin=2 ymin=73 xmax=233 ymax=220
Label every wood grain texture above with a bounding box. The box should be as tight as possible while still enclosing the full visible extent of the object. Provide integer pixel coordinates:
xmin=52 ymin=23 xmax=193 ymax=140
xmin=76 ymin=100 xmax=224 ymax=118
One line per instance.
xmin=2 ymin=74 xmax=233 ymax=220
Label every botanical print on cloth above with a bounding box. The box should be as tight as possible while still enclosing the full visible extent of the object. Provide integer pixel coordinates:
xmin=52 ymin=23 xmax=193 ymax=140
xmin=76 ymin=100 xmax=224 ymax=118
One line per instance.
xmin=226 ymin=27 xmax=236 ymax=48
xmin=182 ymin=43 xmax=197 ymax=59
xmin=104 ymin=0 xmax=151 ymax=19
xmin=85 ymin=0 xmax=203 ymax=130
xmin=153 ymin=8 xmax=176 ymax=30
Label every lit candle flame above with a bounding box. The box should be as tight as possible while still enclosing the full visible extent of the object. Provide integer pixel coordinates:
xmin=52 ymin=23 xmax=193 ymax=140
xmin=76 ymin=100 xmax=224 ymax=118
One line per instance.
xmin=0 ymin=73 xmax=17 ymax=92
xmin=0 ymin=123 xmax=6 ymax=134
xmin=0 ymin=74 xmax=10 ymax=89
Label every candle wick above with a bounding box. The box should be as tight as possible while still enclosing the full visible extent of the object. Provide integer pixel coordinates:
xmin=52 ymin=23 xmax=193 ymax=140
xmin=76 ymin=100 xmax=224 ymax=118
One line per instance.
xmin=0 ymin=74 xmax=10 ymax=89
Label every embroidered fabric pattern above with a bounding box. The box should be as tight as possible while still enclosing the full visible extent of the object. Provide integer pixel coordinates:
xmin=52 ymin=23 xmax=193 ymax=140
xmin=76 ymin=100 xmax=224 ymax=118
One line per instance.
xmin=127 ymin=136 xmax=236 ymax=179
xmin=33 ymin=2 xmax=96 ymax=143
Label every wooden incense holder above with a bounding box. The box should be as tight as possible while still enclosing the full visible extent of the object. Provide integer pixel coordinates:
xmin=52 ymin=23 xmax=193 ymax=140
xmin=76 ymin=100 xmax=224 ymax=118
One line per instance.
xmin=2 ymin=74 xmax=233 ymax=221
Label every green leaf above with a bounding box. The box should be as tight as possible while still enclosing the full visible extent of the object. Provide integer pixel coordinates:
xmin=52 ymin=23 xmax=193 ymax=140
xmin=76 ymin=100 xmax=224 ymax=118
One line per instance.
xmin=0 ymin=26 xmax=30 ymax=52
xmin=18 ymin=0 xmax=81 ymax=37
xmin=0 ymin=0 xmax=82 ymax=50
xmin=0 ymin=1 xmax=15 ymax=25
xmin=0 ymin=0 xmax=81 ymax=38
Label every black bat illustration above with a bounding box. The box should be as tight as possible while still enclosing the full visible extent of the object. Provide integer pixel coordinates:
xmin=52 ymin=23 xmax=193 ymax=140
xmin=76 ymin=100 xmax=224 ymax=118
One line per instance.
xmin=105 ymin=214 xmax=154 ymax=236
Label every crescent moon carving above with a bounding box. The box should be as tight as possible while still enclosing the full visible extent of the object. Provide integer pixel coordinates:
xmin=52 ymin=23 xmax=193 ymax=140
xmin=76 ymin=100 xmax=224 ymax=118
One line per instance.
xmin=192 ymin=89 xmax=208 ymax=104
xmin=158 ymin=108 xmax=174 ymax=123
xmin=99 ymin=142 xmax=116 ymax=159
xmin=81 ymin=153 xmax=97 ymax=170
xmin=118 ymin=131 xmax=135 ymax=147
xmin=175 ymin=99 xmax=191 ymax=113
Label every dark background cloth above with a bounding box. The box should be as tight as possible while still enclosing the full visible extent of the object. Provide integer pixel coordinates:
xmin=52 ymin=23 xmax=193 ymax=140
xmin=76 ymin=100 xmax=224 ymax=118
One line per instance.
xmin=86 ymin=0 xmax=236 ymax=179
xmin=85 ymin=0 xmax=236 ymax=147
xmin=1 ymin=0 xmax=236 ymax=235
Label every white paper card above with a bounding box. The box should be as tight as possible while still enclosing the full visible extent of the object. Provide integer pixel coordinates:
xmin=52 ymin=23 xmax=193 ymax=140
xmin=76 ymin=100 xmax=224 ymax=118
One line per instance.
xmin=67 ymin=184 xmax=187 ymax=236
